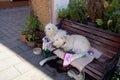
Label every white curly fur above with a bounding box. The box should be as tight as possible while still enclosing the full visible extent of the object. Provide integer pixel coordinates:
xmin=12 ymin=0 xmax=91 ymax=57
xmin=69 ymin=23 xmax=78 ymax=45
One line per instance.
xmin=44 ymin=23 xmax=66 ymax=42
xmin=53 ymin=34 xmax=91 ymax=54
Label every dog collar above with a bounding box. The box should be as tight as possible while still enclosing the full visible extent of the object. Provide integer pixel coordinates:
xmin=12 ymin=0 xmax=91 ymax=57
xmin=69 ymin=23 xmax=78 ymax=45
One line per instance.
xmin=51 ymin=48 xmax=58 ymax=52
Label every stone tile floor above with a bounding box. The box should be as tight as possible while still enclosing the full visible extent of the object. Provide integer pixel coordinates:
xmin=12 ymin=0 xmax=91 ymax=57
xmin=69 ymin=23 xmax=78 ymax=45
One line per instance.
xmin=0 ymin=6 xmax=71 ymax=80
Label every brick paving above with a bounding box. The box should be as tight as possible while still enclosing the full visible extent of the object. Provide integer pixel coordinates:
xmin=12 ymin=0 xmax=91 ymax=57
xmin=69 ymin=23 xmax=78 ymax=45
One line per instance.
xmin=0 ymin=6 xmax=71 ymax=80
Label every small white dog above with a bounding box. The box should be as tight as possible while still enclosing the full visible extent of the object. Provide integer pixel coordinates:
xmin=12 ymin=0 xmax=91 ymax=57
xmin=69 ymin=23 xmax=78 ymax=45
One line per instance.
xmin=43 ymin=23 xmax=66 ymax=50
xmin=44 ymin=23 xmax=66 ymax=42
xmin=40 ymin=23 xmax=66 ymax=66
xmin=53 ymin=34 xmax=91 ymax=54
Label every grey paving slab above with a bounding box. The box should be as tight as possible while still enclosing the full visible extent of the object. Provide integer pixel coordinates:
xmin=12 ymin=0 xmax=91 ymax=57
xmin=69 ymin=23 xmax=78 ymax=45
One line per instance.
xmin=52 ymin=73 xmax=72 ymax=80
xmin=18 ymin=44 xmax=32 ymax=52
xmin=27 ymin=55 xmax=44 ymax=66
xmin=16 ymin=49 xmax=36 ymax=60
xmin=11 ymin=47 xmax=24 ymax=54
xmin=37 ymin=65 xmax=56 ymax=77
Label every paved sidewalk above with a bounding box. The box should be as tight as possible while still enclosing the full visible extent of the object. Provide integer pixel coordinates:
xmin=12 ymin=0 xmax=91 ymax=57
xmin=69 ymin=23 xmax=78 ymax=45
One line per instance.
xmin=0 ymin=6 xmax=70 ymax=80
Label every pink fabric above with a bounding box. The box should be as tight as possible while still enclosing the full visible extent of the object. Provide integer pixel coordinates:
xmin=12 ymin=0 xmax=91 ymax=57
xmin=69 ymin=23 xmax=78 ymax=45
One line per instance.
xmin=63 ymin=53 xmax=73 ymax=67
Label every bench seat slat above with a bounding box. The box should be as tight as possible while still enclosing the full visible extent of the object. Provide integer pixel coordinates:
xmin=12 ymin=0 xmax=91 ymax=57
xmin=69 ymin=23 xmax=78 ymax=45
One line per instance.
xmin=63 ymin=20 xmax=120 ymax=43
xmin=62 ymin=24 xmax=117 ymax=54
xmin=85 ymin=65 xmax=103 ymax=77
xmin=64 ymin=29 xmax=117 ymax=53
xmin=88 ymin=60 xmax=104 ymax=73
xmin=62 ymin=24 xmax=120 ymax=48
xmin=83 ymin=68 xmax=102 ymax=80
xmin=91 ymin=43 xmax=115 ymax=58
xmin=90 ymin=40 xmax=117 ymax=53
xmin=62 ymin=25 xmax=116 ymax=58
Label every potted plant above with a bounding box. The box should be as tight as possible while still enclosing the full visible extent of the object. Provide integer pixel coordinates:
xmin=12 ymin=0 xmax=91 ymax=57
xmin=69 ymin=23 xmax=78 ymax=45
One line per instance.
xmin=57 ymin=0 xmax=120 ymax=34
xmin=68 ymin=0 xmax=88 ymax=23
xmin=20 ymin=14 xmax=33 ymax=42
xmin=26 ymin=32 xmax=35 ymax=47
xmin=21 ymin=12 xmax=43 ymax=45
xmin=57 ymin=8 xmax=69 ymax=23
xmin=34 ymin=30 xmax=42 ymax=48
xmin=20 ymin=24 xmax=29 ymax=42
xmin=85 ymin=0 xmax=120 ymax=33
xmin=57 ymin=0 xmax=88 ymax=24
xmin=84 ymin=0 xmax=104 ymax=27
xmin=25 ymin=14 xmax=39 ymax=47
xmin=96 ymin=0 xmax=120 ymax=33
xmin=21 ymin=30 xmax=27 ymax=42
xmin=35 ymin=40 xmax=42 ymax=48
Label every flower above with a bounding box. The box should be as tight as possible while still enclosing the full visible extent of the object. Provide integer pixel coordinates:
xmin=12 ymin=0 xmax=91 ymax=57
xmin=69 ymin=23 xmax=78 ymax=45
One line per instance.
xmin=36 ymin=16 xmax=38 ymax=19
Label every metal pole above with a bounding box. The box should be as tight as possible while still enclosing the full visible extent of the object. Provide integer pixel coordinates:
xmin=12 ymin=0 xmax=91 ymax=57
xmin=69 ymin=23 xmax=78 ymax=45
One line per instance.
xmin=50 ymin=0 xmax=52 ymax=23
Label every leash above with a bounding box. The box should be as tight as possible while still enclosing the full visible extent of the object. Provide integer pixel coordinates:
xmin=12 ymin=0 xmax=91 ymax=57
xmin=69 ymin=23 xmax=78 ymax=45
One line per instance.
xmin=51 ymin=48 xmax=59 ymax=53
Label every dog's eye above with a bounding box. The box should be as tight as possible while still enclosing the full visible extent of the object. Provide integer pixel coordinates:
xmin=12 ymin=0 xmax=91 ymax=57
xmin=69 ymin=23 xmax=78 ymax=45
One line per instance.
xmin=48 ymin=28 xmax=50 ymax=30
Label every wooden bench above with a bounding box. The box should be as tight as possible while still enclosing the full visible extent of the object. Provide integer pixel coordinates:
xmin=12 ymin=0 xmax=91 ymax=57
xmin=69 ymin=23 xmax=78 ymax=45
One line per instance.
xmin=56 ymin=19 xmax=120 ymax=80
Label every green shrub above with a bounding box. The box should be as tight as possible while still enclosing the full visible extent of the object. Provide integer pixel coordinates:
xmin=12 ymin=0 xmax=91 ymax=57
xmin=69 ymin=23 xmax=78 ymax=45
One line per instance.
xmin=103 ymin=0 xmax=120 ymax=33
xmin=21 ymin=13 xmax=43 ymax=42
xmin=111 ymin=67 xmax=120 ymax=80
xmin=57 ymin=8 xmax=69 ymax=19
xmin=57 ymin=0 xmax=87 ymax=24
xmin=68 ymin=0 xmax=87 ymax=23
xmin=21 ymin=13 xmax=43 ymax=35
xmin=57 ymin=0 xmax=120 ymax=33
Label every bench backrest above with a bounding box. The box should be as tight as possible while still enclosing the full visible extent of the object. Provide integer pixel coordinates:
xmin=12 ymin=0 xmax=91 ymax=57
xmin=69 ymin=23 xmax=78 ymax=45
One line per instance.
xmin=59 ymin=19 xmax=120 ymax=64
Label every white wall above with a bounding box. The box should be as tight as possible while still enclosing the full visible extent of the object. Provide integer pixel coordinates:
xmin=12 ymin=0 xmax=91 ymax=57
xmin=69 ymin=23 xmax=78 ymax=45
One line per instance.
xmin=53 ymin=0 xmax=69 ymax=24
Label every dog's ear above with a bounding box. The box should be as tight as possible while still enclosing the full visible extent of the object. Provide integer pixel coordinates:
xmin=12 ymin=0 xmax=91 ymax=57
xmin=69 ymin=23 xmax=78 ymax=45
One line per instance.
xmin=52 ymin=24 xmax=58 ymax=31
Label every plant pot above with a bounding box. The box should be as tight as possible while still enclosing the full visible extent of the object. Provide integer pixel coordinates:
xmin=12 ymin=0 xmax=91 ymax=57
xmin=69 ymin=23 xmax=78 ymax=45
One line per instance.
xmin=21 ymin=34 xmax=26 ymax=42
xmin=36 ymin=43 xmax=42 ymax=48
xmin=57 ymin=17 xmax=61 ymax=23
xmin=26 ymin=40 xmax=35 ymax=47
xmin=88 ymin=22 xmax=97 ymax=28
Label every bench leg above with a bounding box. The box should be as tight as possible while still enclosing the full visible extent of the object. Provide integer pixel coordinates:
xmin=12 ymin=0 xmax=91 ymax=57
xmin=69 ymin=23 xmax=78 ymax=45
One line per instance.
xmin=39 ymin=56 xmax=57 ymax=66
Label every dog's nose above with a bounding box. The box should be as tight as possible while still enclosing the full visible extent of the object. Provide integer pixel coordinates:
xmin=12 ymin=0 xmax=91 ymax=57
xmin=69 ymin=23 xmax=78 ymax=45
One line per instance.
xmin=52 ymin=43 xmax=56 ymax=48
xmin=52 ymin=44 xmax=55 ymax=47
xmin=53 ymin=45 xmax=55 ymax=48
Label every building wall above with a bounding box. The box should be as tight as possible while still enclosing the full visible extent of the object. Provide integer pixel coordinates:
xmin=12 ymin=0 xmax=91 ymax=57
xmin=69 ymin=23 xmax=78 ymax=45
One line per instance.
xmin=0 ymin=0 xmax=10 ymax=1
xmin=53 ymin=0 xmax=69 ymax=24
xmin=31 ymin=0 xmax=50 ymax=28
xmin=30 ymin=0 xmax=69 ymax=27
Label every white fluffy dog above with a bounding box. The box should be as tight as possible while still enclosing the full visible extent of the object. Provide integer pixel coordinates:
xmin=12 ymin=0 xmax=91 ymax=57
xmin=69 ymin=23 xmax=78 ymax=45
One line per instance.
xmin=53 ymin=34 xmax=91 ymax=54
xmin=40 ymin=23 xmax=66 ymax=66
xmin=44 ymin=23 xmax=66 ymax=42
